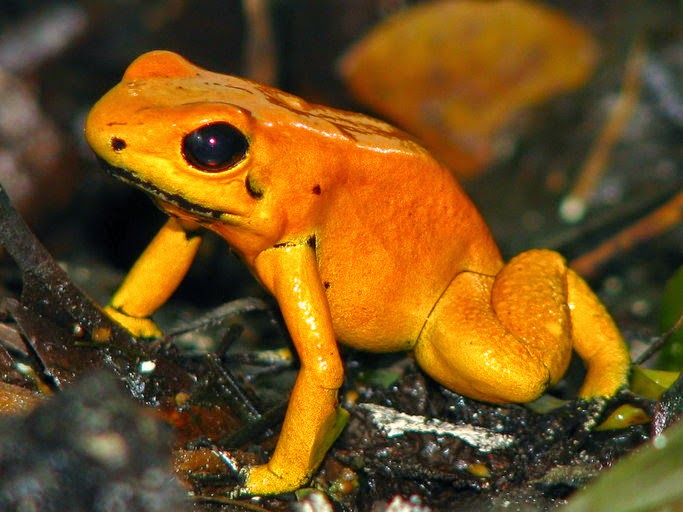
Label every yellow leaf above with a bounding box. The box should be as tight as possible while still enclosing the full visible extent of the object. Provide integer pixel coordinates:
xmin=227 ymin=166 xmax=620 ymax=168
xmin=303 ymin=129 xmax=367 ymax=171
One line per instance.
xmin=340 ymin=0 xmax=598 ymax=179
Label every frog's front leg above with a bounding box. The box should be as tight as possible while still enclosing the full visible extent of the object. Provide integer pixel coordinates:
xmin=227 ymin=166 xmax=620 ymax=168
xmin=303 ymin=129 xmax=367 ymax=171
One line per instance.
xmin=243 ymin=241 xmax=345 ymax=495
xmin=414 ymin=249 xmax=629 ymax=403
xmin=105 ymin=217 xmax=202 ymax=338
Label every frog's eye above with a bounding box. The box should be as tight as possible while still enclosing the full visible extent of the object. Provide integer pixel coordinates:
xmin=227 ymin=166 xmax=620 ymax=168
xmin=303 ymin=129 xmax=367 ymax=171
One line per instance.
xmin=182 ymin=122 xmax=248 ymax=172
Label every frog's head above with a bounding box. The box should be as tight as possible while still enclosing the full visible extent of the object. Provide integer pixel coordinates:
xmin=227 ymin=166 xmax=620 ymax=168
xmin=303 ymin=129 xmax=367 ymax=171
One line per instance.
xmin=85 ymin=51 xmax=285 ymax=228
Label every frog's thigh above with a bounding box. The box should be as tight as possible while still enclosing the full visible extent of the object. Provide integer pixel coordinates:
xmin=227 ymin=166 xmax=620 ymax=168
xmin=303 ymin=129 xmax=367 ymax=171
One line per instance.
xmin=415 ymin=250 xmax=573 ymax=403
xmin=566 ymin=269 xmax=630 ymax=398
xmin=490 ymin=249 xmax=573 ymax=382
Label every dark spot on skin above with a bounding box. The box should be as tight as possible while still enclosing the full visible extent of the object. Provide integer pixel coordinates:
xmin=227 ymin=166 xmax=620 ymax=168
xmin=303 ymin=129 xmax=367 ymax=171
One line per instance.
xmin=323 ymin=281 xmax=330 ymax=289
xmin=111 ymin=138 xmax=127 ymax=151
xmin=312 ymin=184 xmax=321 ymax=195
xmin=273 ymin=241 xmax=297 ymax=248
xmin=246 ymin=175 xmax=264 ymax=198
xmin=260 ymin=86 xmax=407 ymax=142
xmin=227 ymin=84 xmax=255 ymax=95
xmin=273 ymin=237 xmax=318 ymax=250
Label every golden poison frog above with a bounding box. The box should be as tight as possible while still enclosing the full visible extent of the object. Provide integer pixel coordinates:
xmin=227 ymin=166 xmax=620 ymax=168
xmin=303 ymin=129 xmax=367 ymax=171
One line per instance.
xmin=85 ymin=51 xmax=630 ymax=495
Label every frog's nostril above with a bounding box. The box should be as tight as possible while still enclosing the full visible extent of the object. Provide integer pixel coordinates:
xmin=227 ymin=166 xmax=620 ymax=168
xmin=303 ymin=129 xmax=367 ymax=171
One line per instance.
xmin=111 ymin=137 xmax=127 ymax=151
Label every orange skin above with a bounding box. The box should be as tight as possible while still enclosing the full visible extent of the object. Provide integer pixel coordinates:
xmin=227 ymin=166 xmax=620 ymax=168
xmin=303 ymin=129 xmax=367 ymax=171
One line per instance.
xmin=85 ymin=51 xmax=630 ymax=496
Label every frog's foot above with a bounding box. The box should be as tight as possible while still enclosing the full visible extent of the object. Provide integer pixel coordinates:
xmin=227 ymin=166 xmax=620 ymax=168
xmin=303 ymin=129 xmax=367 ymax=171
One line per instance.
xmin=240 ymin=463 xmax=309 ymax=497
xmin=580 ymin=396 xmax=609 ymax=430
xmin=212 ymin=451 xmax=308 ymax=497
xmin=104 ymin=305 xmax=163 ymax=339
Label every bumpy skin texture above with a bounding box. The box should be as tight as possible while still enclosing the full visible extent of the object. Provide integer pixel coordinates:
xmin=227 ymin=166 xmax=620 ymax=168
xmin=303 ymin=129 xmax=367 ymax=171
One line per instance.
xmin=85 ymin=51 xmax=630 ymax=496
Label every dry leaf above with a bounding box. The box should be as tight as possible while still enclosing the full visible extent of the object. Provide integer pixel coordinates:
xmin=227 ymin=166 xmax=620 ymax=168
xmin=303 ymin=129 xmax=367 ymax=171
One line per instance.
xmin=340 ymin=0 xmax=598 ymax=179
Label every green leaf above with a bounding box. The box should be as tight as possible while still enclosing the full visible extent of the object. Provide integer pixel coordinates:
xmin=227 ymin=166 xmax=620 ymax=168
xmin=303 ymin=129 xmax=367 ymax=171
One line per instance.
xmin=562 ymin=420 xmax=683 ymax=512
xmin=659 ymin=265 xmax=683 ymax=370
xmin=631 ymin=366 xmax=680 ymax=400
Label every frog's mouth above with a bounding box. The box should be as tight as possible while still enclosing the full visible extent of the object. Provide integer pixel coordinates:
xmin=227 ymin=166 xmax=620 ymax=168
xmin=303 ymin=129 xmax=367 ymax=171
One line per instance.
xmin=96 ymin=157 xmax=225 ymax=220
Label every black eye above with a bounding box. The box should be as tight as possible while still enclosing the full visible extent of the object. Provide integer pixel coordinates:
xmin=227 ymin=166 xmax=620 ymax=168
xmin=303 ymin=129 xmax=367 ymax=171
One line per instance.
xmin=182 ymin=122 xmax=248 ymax=172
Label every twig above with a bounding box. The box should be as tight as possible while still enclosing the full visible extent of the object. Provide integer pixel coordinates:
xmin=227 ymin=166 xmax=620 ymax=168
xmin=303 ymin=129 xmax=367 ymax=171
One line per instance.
xmin=634 ymin=313 xmax=683 ymax=366
xmin=570 ymin=189 xmax=683 ymax=278
xmin=160 ymin=297 xmax=270 ymax=341
xmin=242 ymin=0 xmax=277 ymax=85
xmin=560 ymin=35 xmax=646 ymax=224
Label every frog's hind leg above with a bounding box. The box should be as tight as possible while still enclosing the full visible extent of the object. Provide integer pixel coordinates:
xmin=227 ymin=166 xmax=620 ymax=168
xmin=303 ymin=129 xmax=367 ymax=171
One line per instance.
xmin=414 ymin=249 xmax=574 ymax=404
xmin=566 ymin=269 xmax=630 ymax=398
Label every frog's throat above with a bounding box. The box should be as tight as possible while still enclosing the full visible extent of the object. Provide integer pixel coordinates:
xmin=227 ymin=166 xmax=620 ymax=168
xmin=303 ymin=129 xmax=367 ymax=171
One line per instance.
xmin=96 ymin=157 xmax=225 ymax=221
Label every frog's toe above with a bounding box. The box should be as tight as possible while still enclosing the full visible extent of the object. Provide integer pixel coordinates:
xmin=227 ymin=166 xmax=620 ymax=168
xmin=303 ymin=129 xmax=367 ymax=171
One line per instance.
xmin=242 ymin=463 xmax=308 ymax=496
xmin=104 ymin=305 xmax=163 ymax=339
